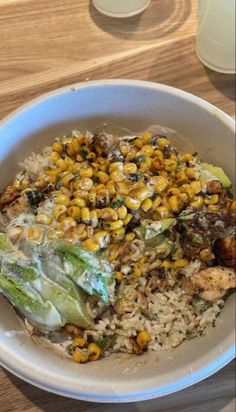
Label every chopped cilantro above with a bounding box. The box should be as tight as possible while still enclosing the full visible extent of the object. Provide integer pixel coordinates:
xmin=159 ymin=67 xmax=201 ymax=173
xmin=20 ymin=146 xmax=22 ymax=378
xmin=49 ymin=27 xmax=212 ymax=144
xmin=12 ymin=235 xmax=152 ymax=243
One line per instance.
xmin=111 ymin=197 xmax=125 ymax=209
xmin=80 ymin=145 xmax=87 ymax=159
xmin=192 ymin=234 xmax=203 ymax=245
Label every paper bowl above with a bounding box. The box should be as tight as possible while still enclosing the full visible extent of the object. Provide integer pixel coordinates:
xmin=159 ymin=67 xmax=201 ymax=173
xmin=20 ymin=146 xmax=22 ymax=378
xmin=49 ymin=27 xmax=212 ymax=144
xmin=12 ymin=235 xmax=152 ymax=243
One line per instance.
xmin=0 ymin=80 xmax=235 ymax=402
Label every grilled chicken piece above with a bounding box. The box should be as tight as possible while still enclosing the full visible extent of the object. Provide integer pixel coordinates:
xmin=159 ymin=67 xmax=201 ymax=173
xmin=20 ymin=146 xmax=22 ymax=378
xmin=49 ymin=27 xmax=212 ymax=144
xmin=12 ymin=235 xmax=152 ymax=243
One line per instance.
xmin=207 ymin=180 xmax=223 ymax=194
xmin=191 ymin=266 xmax=236 ymax=302
xmin=3 ymin=195 xmax=31 ymax=220
xmin=214 ymin=235 xmax=236 ymax=268
xmin=0 ymin=185 xmax=18 ymax=207
xmin=94 ymin=132 xmax=118 ymax=155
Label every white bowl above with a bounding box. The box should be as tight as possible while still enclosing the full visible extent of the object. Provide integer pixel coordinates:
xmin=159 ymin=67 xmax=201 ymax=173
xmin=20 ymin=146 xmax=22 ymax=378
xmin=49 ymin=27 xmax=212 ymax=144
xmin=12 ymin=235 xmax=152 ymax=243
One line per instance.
xmin=0 ymin=80 xmax=235 ymax=403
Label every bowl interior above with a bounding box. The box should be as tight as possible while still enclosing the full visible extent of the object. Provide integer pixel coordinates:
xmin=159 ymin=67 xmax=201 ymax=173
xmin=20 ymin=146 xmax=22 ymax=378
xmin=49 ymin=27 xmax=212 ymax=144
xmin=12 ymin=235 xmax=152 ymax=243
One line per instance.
xmin=0 ymin=81 xmax=235 ymax=402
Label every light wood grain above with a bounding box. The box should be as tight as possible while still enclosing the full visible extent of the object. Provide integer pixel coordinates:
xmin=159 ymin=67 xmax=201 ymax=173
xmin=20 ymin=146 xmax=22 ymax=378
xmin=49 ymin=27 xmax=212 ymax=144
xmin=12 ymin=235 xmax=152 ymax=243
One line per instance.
xmin=0 ymin=0 xmax=235 ymax=410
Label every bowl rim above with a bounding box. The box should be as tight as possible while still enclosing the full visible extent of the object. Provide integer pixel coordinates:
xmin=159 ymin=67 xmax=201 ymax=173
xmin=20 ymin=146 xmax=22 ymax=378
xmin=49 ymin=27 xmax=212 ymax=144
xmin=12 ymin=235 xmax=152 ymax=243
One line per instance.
xmin=0 ymin=79 xmax=235 ymax=403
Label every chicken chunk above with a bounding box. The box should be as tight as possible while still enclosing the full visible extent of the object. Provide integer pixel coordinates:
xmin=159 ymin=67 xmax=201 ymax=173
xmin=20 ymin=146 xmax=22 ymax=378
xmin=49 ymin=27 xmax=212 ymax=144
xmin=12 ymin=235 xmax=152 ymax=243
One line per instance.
xmin=0 ymin=185 xmax=18 ymax=207
xmin=214 ymin=235 xmax=236 ymax=268
xmin=94 ymin=132 xmax=118 ymax=155
xmin=3 ymin=195 xmax=31 ymax=220
xmin=191 ymin=266 xmax=236 ymax=302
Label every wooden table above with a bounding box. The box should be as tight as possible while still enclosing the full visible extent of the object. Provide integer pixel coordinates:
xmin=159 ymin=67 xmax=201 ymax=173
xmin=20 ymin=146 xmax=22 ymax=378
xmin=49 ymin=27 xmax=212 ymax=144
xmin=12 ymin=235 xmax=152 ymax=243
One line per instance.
xmin=0 ymin=0 xmax=235 ymax=410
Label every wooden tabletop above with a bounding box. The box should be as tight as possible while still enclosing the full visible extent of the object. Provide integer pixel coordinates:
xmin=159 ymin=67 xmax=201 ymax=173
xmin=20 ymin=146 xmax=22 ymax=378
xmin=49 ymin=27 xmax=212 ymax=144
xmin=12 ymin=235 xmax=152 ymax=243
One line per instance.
xmin=0 ymin=0 xmax=235 ymax=410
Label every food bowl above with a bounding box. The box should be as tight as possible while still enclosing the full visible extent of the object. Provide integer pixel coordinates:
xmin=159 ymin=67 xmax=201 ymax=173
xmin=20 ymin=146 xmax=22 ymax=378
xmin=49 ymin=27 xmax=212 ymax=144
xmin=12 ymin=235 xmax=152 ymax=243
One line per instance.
xmin=0 ymin=80 xmax=235 ymax=402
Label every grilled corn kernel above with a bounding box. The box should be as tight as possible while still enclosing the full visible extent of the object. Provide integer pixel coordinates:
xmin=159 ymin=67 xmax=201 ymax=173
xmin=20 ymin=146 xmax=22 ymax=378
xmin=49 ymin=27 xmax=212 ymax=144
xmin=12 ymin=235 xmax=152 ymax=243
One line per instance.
xmin=182 ymin=185 xmax=195 ymax=201
xmin=83 ymin=238 xmax=100 ymax=252
xmin=78 ymin=229 xmax=88 ymax=241
xmin=61 ymin=173 xmax=74 ymax=188
xmin=162 ymin=260 xmax=172 ymax=268
xmin=81 ymin=207 xmax=90 ymax=224
xmin=36 ymin=211 xmax=52 ymax=226
xmin=106 ymin=220 xmax=123 ymax=231
xmin=72 ymin=337 xmax=86 ymax=349
xmin=138 ymin=256 xmax=148 ymax=264
xmin=112 ymin=227 xmax=125 ymax=241
xmin=90 ymin=210 xmax=98 ymax=228
xmin=125 ymin=232 xmax=136 ymax=242
xmin=204 ymin=194 xmax=219 ymax=205
xmin=46 ymin=228 xmax=64 ymax=240
xmin=133 ymin=265 xmax=142 ymax=277
xmin=53 ymin=204 xmax=67 ymax=220
xmin=106 ymin=180 xmax=116 ymax=196
xmin=75 ymin=178 xmax=93 ymax=191
xmin=152 ymin=196 xmax=162 ymax=209
xmin=186 ymin=167 xmax=198 ymax=179
xmin=125 ymin=196 xmax=141 ymax=210
xmin=74 ymin=190 xmax=89 ymax=199
xmin=8 ymin=226 xmax=24 ymax=241
xmin=141 ymin=132 xmax=152 ymax=144
xmin=178 ymin=193 xmax=189 ymax=205
xmin=141 ymin=144 xmax=154 ymax=157
xmin=123 ymin=213 xmax=133 ymax=225
xmin=111 ymin=171 xmax=125 ymax=183
xmin=180 ymin=153 xmax=192 ymax=162
xmin=168 ymin=195 xmax=180 ymax=213
xmin=109 ymin=162 xmax=124 ymax=173
xmin=70 ymin=198 xmax=86 ymax=208
xmin=190 ymin=196 xmax=204 ymax=209
xmin=55 ymin=158 xmax=67 ymax=171
xmin=79 ymin=167 xmax=93 ymax=178
xmin=120 ymin=144 xmax=129 ymax=156
xmin=115 ymin=182 xmax=130 ymax=196
xmin=115 ymin=271 xmax=124 ymax=282
xmin=45 ymin=167 xmax=62 ymax=177
xmin=157 ymin=138 xmax=170 ymax=149
xmin=136 ymin=330 xmax=151 ymax=348
xmin=165 ymin=158 xmax=178 ymax=172
xmin=141 ymin=198 xmax=153 ymax=212
xmin=100 ymin=208 xmax=118 ymax=221
xmin=200 ymin=248 xmax=215 ymax=262
xmin=152 ymin=157 xmax=165 ymax=170
xmin=133 ymin=188 xmax=153 ymax=202
xmin=70 ymin=163 xmax=81 ymax=174
xmin=27 ymin=226 xmax=43 ymax=242
xmin=55 ymin=194 xmax=71 ymax=207
xmin=117 ymin=205 xmax=128 ymax=219
xmin=134 ymin=138 xmax=143 ymax=148
xmin=97 ymin=171 xmax=109 ymax=184
xmin=60 ymin=217 xmax=76 ymax=231
xmin=173 ymin=259 xmax=189 ymax=269
xmin=60 ymin=187 xmax=72 ymax=197
xmin=156 ymin=206 xmax=170 ymax=219
xmin=139 ymin=158 xmax=152 ymax=172
xmin=190 ymin=181 xmax=201 ymax=194
xmin=230 ymin=200 xmax=236 ymax=212
xmin=67 ymin=206 xmax=81 ymax=219
xmin=126 ymin=147 xmax=138 ymax=161
xmin=88 ymin=343 xmax=101 ymax=361
xmin=167 ymin=188 xmax=180 ymax=196
xmin=175 ymin=171 xmax=189 ymax=185
xmin=94 ymin=231 xmax=110 ymax=248
xmin=124 ymin=162 xmax=137 ymax=174
xmin=208 ymin=204 xmax=220 ymax=212
xmin=52 ymin=142 xmax=63 ymax=153
xmin=87 ymin=192 xmax=97 ymax=207
xmin=73 ymin=348 xmax=89 ymax=363
xmin=154 ymin=176 xmax=169 ymax=193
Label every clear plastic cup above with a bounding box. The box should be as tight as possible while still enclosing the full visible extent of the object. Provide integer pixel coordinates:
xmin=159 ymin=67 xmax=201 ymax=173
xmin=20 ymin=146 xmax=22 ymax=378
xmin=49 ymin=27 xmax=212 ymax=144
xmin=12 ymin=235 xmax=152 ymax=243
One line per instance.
xmin=92 ymin=0 xmax=151 ymax=18
xmin=196 ymin=0 xmax=235 ymax=74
